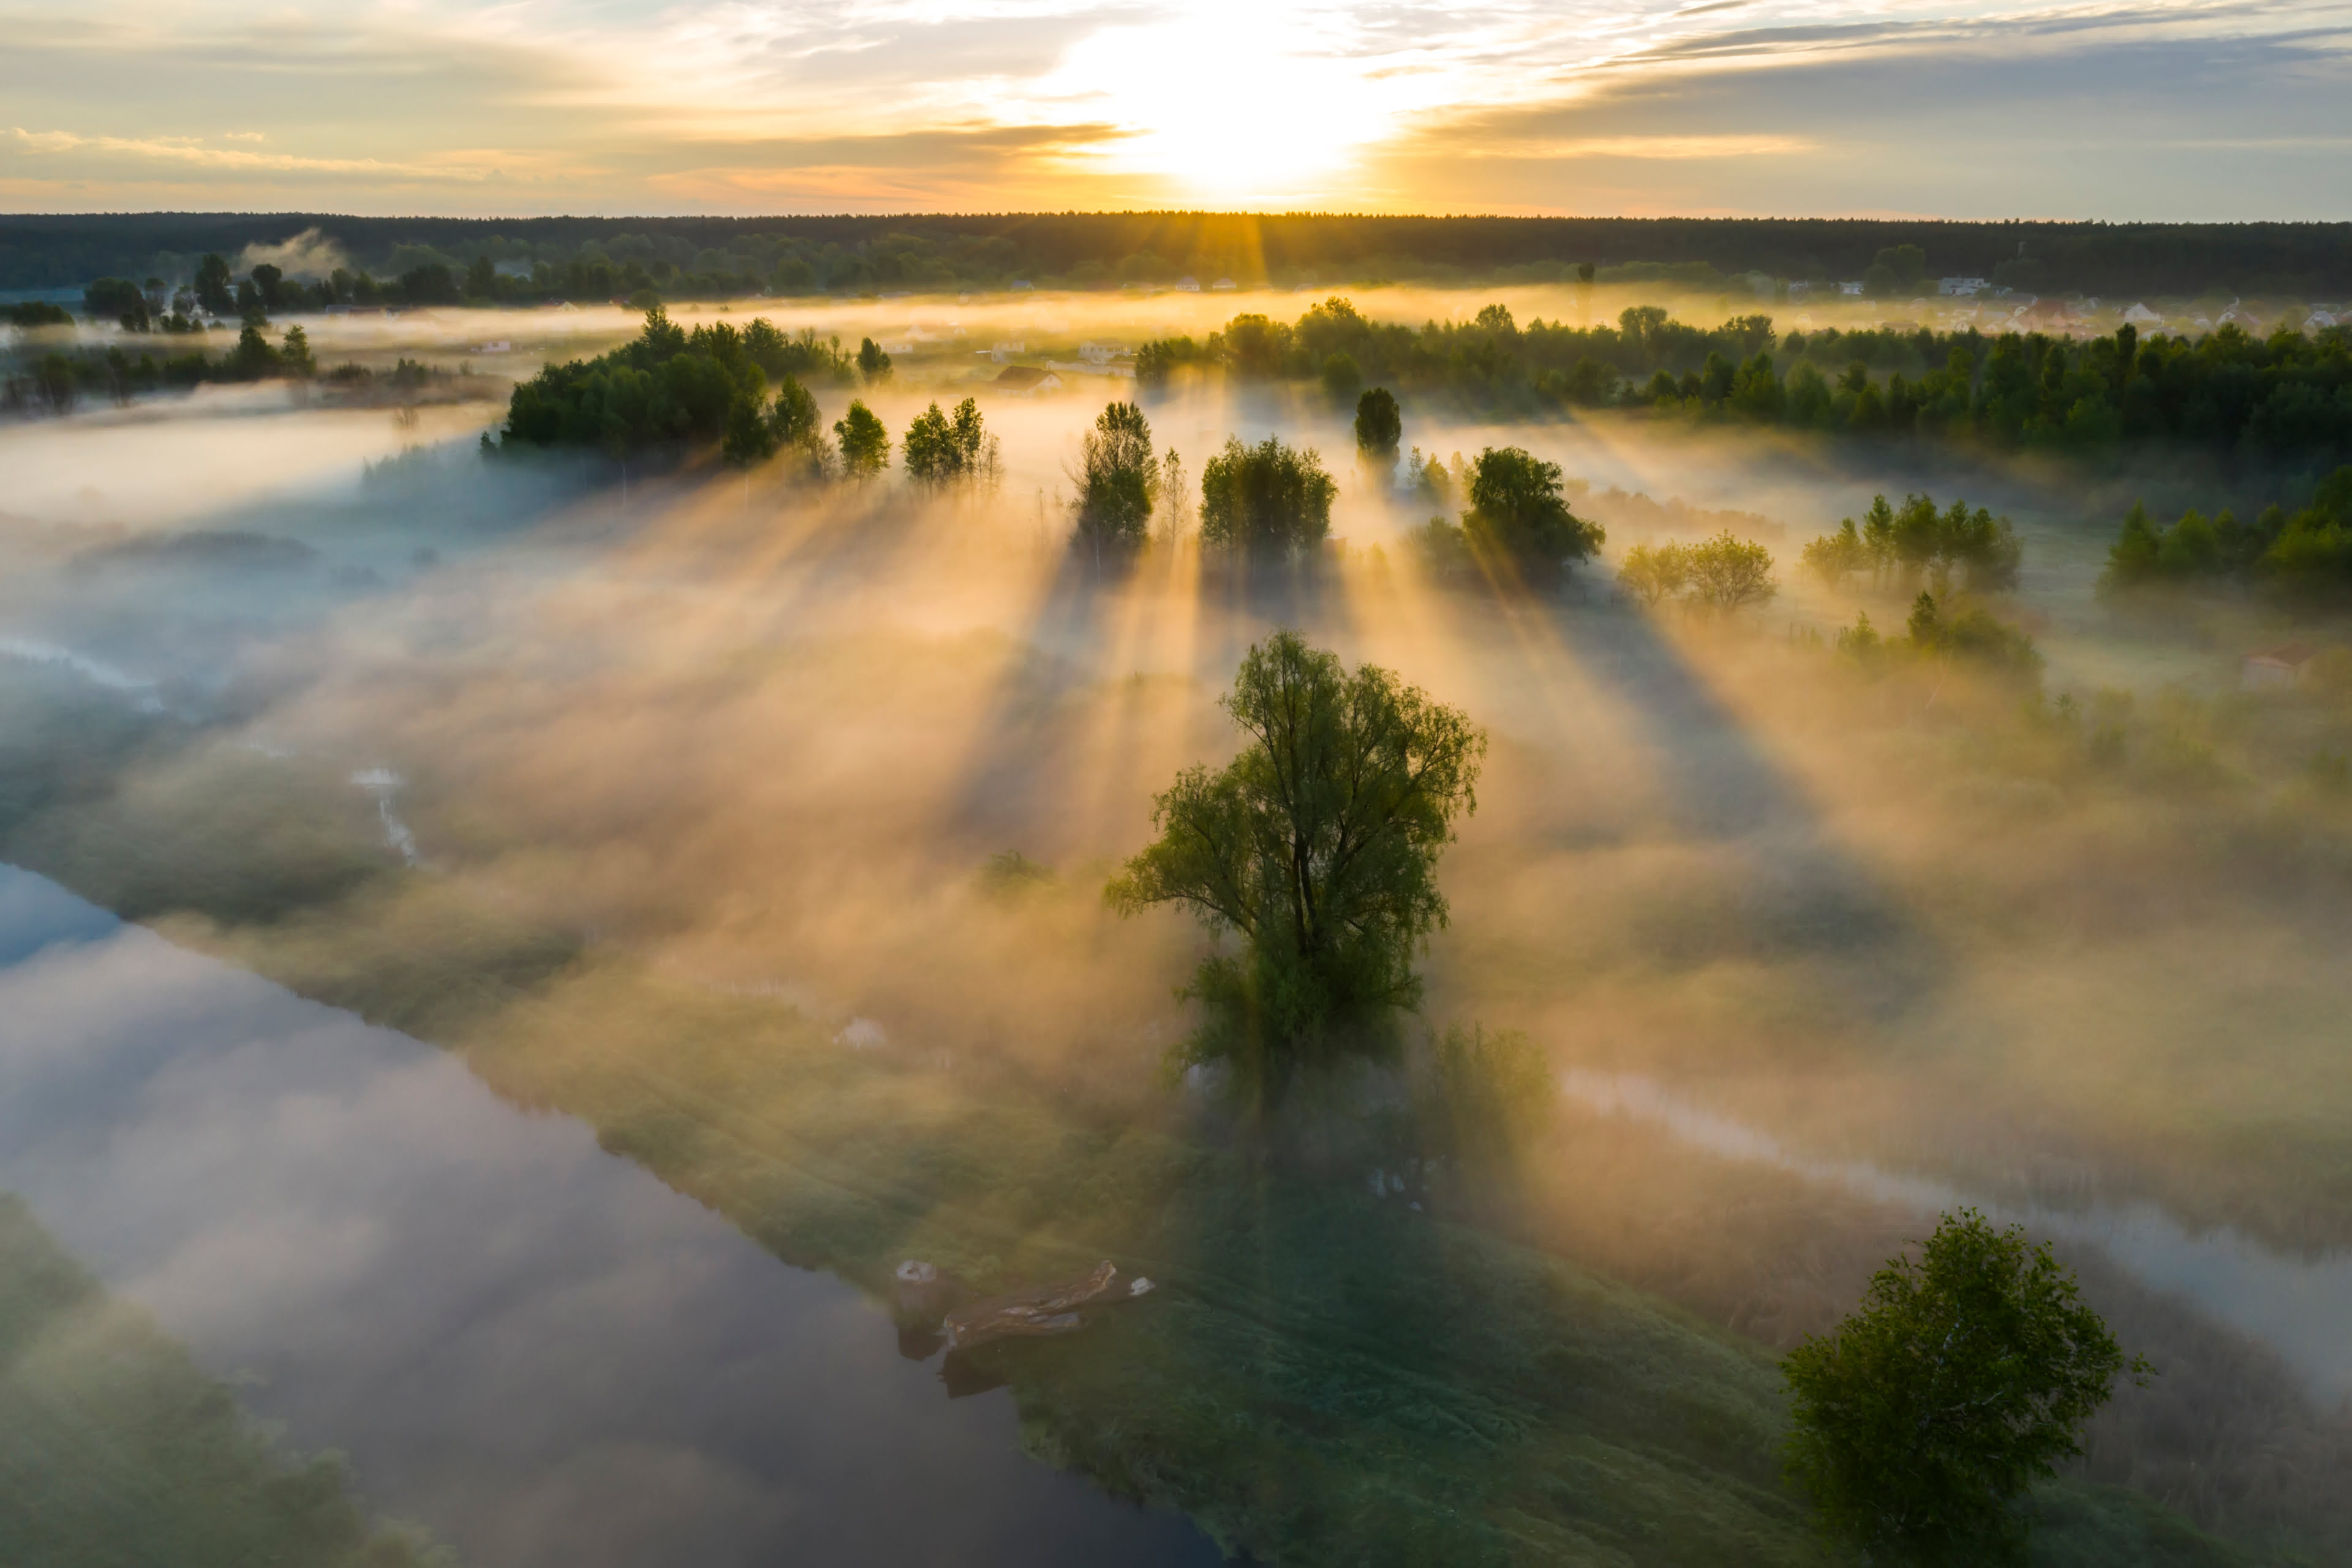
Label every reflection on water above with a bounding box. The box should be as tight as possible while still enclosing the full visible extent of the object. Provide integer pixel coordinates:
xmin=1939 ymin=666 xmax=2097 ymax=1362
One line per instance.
xmin=0 ymin=865 xmax=1216 ymax=1568
xmin=1562 ymin=1069 xmax=2352 ymax=1402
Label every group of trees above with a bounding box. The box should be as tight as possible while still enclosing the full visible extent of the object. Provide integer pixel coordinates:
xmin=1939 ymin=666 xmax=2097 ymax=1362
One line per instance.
xmin=1617 ymin=533 xmax=1778 ymax=614
xmin=1 ymin=323 xmax=318 ymax=415
xmin=2100 ymin=467 xmax=2352 ymax=608
xmin=14 ymin=212 xmax=2352 ymax=297
xmin=1411 ymin=446 xmax=1607 ymax=586
xmin=1836 ymin=592 xmax=2045 ymax=684
xmin=1802 ymin=493 xmax=2024 ymax=595
xmin=1137 ymin=298 xmax=2352 ymax=462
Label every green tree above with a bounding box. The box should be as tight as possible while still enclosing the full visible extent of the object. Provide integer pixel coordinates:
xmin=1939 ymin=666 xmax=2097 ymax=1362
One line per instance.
xmin=903 ymin=397 xmax=1000 ymax=490
xmin=1199 ymin=436 xmax=1337 ymax=559
xmin=194 ymin=253 xmax=233 ymax=316
xmin=1071 ymin=401 xmax=1160 ymax=557
xmin=1616 ymin=541 xmax=1690 ymax=607
xmin=1461 ymin=446 xmax=1604 ymax=582
xmin=856 ymin=336 xmax=892 ymax=384
xmin=464 ymin=255 xmax=497 ymax=300
xmin=1683 ymin=532 xmax=1777 ymax=614
xmin=250 ymin=263 xmax=285 ymax=310
xmin=1106 ymin=631 xmax=1485 ymax=1108
xmin=1321 ymin=352 xmax=1362 ymax=409
xmin=835 ymin=400 xmax=889 ymax=478
xmin=1354 ymin=386 xmax=1402 ymax=488
xmin=1801 ymin=518 xmax=1869 ymax=590
xmin=1784 ymin=1210 xmax=2146 ymax=1565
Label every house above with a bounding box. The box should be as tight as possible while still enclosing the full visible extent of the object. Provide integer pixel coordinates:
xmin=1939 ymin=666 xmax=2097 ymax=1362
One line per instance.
xmin=2242 ymin=643 xmax=2319 ymax=691
xmin=1174 ymin=276 xmax=1201 ymax=292
xmin=1078 ymin=339 xmax=1128 ymax=366
xmin=1937 ymin=277 xmax=1988 ymax=296
xmin=992 ymin=365 xmax=1061 ymax=396
xmin=1212 ymin=277 xmax=1238 ymax=291
xmin=1787 ymin=282 xmax=1812 ymax=301
xmin=2021 ymin=298 xmax=2075 ymax=327
xmin=2123 ymin=303 xmax=2163 ymax=326
xmin=2308 ymin=311 xmax=2340 ymax=330
xmin=1838 ymin=281 xmax=1864 ymax=296
xmin=981 ymin=339 xmax=1026 ymax=363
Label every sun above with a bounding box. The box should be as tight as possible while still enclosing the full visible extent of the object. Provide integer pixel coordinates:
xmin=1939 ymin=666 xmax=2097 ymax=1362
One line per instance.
xmin=1042 ymin=9 xmax=1396 ymax=201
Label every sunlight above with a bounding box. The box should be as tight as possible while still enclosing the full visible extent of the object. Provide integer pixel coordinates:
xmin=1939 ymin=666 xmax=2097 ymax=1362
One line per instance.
xmin=1039 ymin=7 xmax=1407 ymax=199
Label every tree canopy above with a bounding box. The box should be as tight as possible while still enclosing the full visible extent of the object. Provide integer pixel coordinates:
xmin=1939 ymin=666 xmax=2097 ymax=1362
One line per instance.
xmin=1784 ymin=1209 xmax=2146 ymax=1566
xmin=1197 ymin=436 xmax=1337 ymax=559
xmin=1070 ymin=401 xmax=1161 ymax=556
xmin=1354 ymin=386 xmax=1402 ymax=486
xmin=1457 ymin=446 xmax=1605 ymax=582
xmin=903 ymin=397 xmax=1000 ymax=490
xmin=835 ymin=400 xmax=889 ymax=478
xmin=1107 ymin=631 xmax=1485 ymax=1107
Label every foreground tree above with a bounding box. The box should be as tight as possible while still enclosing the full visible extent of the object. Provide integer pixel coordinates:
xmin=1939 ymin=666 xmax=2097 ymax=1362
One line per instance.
xmin=1198 ymin=436 xmax=1337 ymax=560
xmin=1071 ymin=401 xmax=1161 ymax=558
xmin=1107 ymin=631 xmax=1485 ymax=1109
xmin=1784 ymin=1210 xmax=2147 ymax=1566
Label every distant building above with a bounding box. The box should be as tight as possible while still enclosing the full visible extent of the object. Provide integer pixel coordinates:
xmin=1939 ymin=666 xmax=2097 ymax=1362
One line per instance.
xmin=1078 ymin=340 xmax=1128 ymax=365
xmin=1937 ymin=277 xmax=1988 ymax=296
xmin=1174 ymin=276 xmax=1201 ymax=292
xmin=1838 ymin=281 xmax=1864 ymax=296
xmin=1786 ymin=281 xmax=1812 ymax=301
xmin=1010 ymin=280 xmax=1035 ymax=292
xmin=2243 ymin=643 xmax=2320 ymax=691
xmin=992 ymin=365 xmax=1061 ymax=396
xmin=2123 ymin=303 xmax=2163 ymax=326
xmin=1212 ymin=277 xmax=1238 ymax=291
xmin=982 ymin=339 xmax=1026 ymax=363
xmin=2308 ymin=310 xmax=2340 ymax=330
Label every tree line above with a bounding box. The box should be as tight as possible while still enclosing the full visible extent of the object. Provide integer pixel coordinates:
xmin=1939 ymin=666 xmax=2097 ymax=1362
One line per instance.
xmin=1140 ymin=298 xmax=2352 ymax=462
xmin=11 ymin=211 xmax=2352 ymax=295
xmin=2099 ymin=466 xmax=2352 ymax=608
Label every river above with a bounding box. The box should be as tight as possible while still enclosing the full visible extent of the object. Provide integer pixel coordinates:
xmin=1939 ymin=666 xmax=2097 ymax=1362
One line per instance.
xmin=0 ymin=864 xmax=1219 ymax=1567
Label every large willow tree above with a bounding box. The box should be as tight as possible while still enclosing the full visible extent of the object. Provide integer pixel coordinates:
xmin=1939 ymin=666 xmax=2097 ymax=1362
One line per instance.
xmin=1107 ymin=632 xmax=1485 ymax=1107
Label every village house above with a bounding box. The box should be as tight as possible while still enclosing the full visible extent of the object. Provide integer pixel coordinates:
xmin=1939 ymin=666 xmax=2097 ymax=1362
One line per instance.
xmin=992 ymin=365 xmax=1061 ymax=397
xmin=2242 ymin=643 xmax=2320 ymax=691
xmin=1937 ymin=277 xmax=1988 ymax=296
xmin=1173 ymin=276 xmax=1201 ymax=292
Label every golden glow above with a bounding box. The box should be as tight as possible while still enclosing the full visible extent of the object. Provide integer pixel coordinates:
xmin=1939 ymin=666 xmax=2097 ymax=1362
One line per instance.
xmin=1033 ymin=6 xmax=1416 ymax=200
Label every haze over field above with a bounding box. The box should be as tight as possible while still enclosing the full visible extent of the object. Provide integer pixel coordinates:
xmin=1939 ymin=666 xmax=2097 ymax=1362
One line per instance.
xmin=6 ymin=1 xmax=2352 ymax=1551
xmin=7 ymin=255 xmax=2352 ymax=1559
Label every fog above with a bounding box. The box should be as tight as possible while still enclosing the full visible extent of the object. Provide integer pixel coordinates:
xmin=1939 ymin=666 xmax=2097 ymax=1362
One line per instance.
xmin=4 ymin=294 xmax=2350 ymax=1560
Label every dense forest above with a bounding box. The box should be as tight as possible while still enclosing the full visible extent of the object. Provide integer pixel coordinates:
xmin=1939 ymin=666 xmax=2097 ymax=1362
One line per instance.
xmin=1145 ymin=300 xmax=2352 ymax=461
xmin=2099 ymin=467 xmax=2352 ymax=606
xmin=5 ymin=212 xmax=2351 ymax=296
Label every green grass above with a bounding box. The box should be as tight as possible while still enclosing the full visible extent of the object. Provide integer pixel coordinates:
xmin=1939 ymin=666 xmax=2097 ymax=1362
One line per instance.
xmin=0 ymin=1194 xmax=443 ymax=1568
xmin=0 ymin=668 xmax=2267 ymax=1568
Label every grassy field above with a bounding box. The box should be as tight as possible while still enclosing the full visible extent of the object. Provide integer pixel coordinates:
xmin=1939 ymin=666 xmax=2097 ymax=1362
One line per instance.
xmin=0 ymin=657 xmax=2278 ymax=1567
xmin=0 ymin=1194 xmax=442 ymax=1568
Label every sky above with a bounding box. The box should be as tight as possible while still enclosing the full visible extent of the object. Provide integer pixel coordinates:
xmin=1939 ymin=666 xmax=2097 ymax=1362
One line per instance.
xmin=4 ymin=0 xmax=2351 ymax=218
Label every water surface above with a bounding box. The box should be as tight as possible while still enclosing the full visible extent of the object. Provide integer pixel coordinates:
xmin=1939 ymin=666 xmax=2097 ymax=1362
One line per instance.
xmin=0 ymin=865 xmax=1218 ymax=1567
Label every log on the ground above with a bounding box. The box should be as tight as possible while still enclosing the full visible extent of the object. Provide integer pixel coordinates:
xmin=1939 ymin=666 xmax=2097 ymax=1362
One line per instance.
xmin=939 ymin=1260 xmax=1154 ymax=1351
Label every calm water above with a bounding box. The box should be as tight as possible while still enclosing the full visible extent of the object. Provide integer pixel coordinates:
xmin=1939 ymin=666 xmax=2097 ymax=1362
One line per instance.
xmin=0 ymin=864 xmax=1219 ymax=1567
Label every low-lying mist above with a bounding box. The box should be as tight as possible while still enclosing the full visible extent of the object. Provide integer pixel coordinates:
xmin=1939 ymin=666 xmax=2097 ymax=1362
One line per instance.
xmin=5 ymin=302 xmax=2351 ymax=1562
